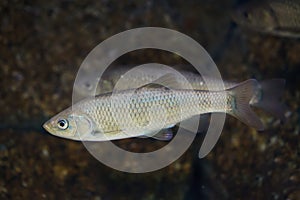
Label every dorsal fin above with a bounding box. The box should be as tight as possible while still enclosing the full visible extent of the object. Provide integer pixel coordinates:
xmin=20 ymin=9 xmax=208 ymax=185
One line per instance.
xmin=139 ymin=83 xmax=170 ymax=90
xmin=138 ymin=73 xmax=186 ymax=90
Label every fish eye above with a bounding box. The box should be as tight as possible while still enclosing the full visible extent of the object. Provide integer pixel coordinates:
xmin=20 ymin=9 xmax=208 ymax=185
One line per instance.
xmin=57 ymin=119 xmax=69 ymax=130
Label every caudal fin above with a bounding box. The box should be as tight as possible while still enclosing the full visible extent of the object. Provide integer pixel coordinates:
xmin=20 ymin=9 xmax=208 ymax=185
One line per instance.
xmin=251 ymin=79 xmax=287 ymax=122
xmin=228 ymin=79 xmax=265 ymax=131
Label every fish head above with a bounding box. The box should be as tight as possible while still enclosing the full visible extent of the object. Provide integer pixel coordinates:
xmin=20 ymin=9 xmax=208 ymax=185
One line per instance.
xmin=43 ymin=107 xmax=94 ymax=141
xmin=232 ymin=2 xmax=277 ymax=31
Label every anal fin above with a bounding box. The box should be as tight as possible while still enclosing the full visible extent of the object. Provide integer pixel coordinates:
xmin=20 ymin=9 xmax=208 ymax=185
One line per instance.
xmin=138 ymin=129 xmax=174 ymax=141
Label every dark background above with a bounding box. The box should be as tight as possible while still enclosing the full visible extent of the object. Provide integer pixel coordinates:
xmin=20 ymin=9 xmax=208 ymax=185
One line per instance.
xmin=0 ymin=0 xmax=299 ymax=199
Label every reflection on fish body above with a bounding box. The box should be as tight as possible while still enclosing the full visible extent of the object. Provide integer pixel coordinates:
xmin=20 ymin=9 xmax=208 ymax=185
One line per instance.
xmin=43 ymin=78 xmax=264 ymax=141
xmin=233 ymin=0 xmax=300 ymax=37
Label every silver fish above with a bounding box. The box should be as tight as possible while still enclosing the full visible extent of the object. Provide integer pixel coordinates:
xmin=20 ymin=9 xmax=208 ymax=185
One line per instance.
xmin=74 ymin=66 xmax=286 ymax=121
xmin=43 ymin=76 xmax=264 ymax=141
xmin=233 ymin=0 xmax=300 ymax=37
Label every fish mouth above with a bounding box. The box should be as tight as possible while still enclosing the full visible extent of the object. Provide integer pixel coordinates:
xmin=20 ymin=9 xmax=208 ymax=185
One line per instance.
xmin=42 ymin=122 xmax=51 ymax=133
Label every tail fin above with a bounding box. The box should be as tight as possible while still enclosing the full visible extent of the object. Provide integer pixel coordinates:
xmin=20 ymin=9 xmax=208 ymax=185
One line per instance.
xmin=228 ymin=79 xmax=265 ymax=131
xmin=251 ymin=79 xmax=287 ymax=122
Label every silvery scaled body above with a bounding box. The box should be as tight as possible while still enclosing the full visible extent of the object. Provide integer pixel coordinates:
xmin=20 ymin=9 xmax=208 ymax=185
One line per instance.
xmin=43 ymin=79 xmax=265 ymax=141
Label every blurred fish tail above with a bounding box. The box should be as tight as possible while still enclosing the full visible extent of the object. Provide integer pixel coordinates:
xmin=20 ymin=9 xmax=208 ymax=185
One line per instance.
xmin=251 ymin=79 xmax=287 ymax=122
xmin=228 ymin=79 xmax=264 ymax=131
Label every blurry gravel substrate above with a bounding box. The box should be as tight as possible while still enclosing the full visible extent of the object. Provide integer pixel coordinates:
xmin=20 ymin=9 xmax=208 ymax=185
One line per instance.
xmin=0 ymin=0 xmax=299 ymax=199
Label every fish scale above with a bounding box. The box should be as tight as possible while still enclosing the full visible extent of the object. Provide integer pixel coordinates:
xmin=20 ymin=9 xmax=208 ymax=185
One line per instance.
xmin=73 ymin=88 xmax=228 ymax=138
xmin=43 ymin=79 xmax=273 ymax=141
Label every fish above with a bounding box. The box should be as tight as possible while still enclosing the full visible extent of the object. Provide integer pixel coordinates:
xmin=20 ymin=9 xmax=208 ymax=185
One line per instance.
xmin=43 ymin=75 xmax=264 ymax=141
xmin=232 ymin=0 xmax=300 ymax=38
xmin=74 ymin=66 xmax=286 ymax=121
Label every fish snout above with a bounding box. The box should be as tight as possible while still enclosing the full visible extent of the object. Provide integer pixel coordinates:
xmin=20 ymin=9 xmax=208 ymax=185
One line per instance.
xmin=42 ymin=121 xmax=52 ymax=133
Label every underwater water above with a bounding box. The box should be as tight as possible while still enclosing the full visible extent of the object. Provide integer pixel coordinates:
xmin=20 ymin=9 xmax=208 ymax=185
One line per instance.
xmin=0 ymin=0 xmax=299 ymax=199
